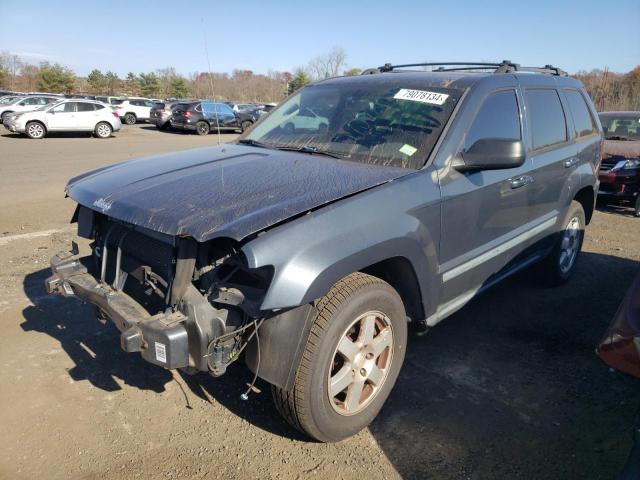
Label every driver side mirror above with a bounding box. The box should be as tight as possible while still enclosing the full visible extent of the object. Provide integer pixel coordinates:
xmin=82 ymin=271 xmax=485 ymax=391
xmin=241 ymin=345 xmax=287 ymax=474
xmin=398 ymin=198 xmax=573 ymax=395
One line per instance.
xmin=455 ymin=138 xmax=525 ymax=172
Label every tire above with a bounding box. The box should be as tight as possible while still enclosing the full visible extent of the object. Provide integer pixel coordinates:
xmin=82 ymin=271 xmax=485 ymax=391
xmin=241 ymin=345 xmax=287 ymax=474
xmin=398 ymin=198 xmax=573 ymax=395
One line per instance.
xmin=25 ymin=121 xmax=46 ymax=139
xmin=124 ymin=113 xmax=136 ymax=125
xmin=241 ymin=120 xmax=253 ymax=132
xmin=1 ymin=111 xmax=13 ymax=124
xmin=94 ymin=122 xmax=112 ymax=138
xmin=195 ymin=121 xmax=209 ymax=136
xmin=535 ymin=200 xmax=585 ymax=286
xmin=634 ymin=195 xmax=640 ymax=218
xmin=272 ymin=272 xmax=407 ymax=442
xmin=156 ymin=122 xmax=168 ymax=131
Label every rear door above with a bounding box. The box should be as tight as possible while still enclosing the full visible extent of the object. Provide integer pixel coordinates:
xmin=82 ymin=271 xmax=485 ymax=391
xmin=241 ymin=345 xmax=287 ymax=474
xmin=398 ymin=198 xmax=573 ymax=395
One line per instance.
xmin=74 ymin=102 xmax=99 ymax=130
xmin=47 ymin=102 xmax=77 ymax=130
xmin=438 ymin=79 xmax=534 ymax=306
xmin=520 ymin=83 xmax=575 ymax=226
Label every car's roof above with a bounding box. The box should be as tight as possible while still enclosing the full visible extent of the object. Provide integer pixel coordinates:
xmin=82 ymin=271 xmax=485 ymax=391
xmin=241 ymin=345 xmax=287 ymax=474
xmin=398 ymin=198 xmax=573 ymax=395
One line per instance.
xmin=599 ymin=111 xmax=640 ymax=116
xmin=316 ymin=70 xmax=582 ymax=90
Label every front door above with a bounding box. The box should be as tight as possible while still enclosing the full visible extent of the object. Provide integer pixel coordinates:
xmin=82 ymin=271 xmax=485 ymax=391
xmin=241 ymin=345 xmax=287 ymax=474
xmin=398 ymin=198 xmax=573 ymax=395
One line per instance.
xmin=47 ymin=102 xmax=77 ymax=130
xmin=438 ymin=87 xmax=535 ymax=312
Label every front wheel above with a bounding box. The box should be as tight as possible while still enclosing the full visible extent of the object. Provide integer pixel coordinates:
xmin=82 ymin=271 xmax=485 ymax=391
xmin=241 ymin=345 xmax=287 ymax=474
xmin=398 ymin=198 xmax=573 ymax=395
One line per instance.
xmin=634 ymin=195 xmax=640 ymax=217
xmin=272 ymin=272 xmax=407 ymax=442
xmin=94 ymin=122 xmax=112 ymax=138
xmin=25 ymin=121 xmax=46 ymax=139
xmin=241 ymin=120 xmax=253 ymax=132
xmin=536 ymin=200 xmax=585 ymax=285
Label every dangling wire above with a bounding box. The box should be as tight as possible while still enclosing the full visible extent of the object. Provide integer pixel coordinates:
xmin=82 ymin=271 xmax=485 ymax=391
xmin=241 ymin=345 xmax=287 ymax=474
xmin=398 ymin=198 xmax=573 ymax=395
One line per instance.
xmin=240 ymin=319 xmax=261 ymax=401
xmin=201 ymin=18 xmax=221 ymax=147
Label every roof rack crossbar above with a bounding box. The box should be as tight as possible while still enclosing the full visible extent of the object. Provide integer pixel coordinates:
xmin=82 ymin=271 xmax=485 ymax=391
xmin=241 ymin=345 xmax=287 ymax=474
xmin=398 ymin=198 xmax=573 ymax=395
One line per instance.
xmin=373 ymin=60 xmax=567 ymax=76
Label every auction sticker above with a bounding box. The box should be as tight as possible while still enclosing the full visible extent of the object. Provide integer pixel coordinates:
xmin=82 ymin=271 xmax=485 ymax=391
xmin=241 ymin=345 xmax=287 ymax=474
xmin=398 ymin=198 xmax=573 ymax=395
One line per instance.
xmin=394 ymin=89 xmax=449 ymax=105
xmin=155 ymin=342 xmax=167 ymax=363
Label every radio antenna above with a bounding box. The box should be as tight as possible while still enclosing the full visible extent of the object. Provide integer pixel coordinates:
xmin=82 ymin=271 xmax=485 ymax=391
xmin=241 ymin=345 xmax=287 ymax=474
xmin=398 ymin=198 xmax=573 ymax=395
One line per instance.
xmin=202 ymin=18 xmax=221 ymax=146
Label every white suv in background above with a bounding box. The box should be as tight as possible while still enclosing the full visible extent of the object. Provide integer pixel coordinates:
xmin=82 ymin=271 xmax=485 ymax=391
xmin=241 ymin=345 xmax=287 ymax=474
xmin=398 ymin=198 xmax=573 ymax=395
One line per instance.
xmin=114 ymin=97 xmax=156 ymax=124
xmin=3 ymin=99 xmax=122 ymax=139
xmin=0 ymin=95 xmax=61 ymax=124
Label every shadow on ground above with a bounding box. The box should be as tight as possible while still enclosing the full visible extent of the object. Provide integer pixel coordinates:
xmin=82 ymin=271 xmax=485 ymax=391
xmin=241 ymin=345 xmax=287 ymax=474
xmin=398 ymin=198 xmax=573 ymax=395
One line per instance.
xmin=596 ymin=198 xmax=639 ymax=218
xmin=21 ymin=251 xmax=640 ymax=478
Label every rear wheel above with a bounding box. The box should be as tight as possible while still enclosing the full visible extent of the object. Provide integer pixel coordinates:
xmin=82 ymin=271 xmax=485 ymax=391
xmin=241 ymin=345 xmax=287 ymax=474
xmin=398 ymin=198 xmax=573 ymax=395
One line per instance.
xmin=241 ymin=120 xmax=253 ymax=132
xmin=195 ymin=121 xmax=209 ymax=136
xmin=94 ymin=122 xmax=112 ymax=138
xmin=536 ymin=200 xmax=585 ymax=285
xmin=124 ymin=113 xmax=136 ymax=125
xmin=271 ymin=272 xmax=407 ymax=442
xmin=1 ymin=111 xmax=13 ymax=124
xmin=25 ymin=121 xmax=46 ymax=139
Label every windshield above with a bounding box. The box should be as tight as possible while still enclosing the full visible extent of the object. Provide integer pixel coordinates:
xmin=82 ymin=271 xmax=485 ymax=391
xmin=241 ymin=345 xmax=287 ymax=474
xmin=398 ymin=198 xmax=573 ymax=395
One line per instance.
xmin=599 ymin=113 xmax=640 ymax=141
xmin=241 ymin=79 xmax=461 ymax=169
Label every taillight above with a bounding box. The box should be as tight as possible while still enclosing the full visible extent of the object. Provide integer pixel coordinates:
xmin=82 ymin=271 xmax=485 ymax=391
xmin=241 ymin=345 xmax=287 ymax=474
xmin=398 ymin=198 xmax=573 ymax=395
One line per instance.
xmin=112 ymin=112 xmax=119 ymax=118
xmin=184 ymin=111 xmax=192 ymax=118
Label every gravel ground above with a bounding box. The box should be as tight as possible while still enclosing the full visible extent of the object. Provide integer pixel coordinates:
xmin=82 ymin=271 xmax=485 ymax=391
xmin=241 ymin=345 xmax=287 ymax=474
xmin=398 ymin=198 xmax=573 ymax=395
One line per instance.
xmin=0 ymin=124 xmax=639 ymax=479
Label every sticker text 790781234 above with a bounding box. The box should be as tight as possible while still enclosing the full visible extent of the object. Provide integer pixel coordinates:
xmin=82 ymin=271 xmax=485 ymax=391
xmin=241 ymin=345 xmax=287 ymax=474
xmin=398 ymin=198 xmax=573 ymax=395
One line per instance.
xmin=393 ymin=89 xmax=449 ymax=106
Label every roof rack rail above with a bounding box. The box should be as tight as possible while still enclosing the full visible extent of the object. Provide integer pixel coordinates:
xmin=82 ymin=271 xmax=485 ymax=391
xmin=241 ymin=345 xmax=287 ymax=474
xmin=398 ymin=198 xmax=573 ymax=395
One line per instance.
xmin=367 ymin=60 xmax=568 ymax=77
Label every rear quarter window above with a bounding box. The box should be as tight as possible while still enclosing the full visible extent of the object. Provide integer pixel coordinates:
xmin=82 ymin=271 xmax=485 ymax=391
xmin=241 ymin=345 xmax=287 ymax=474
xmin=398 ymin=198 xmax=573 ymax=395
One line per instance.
xmin=525 ymin=89 xmax=567 ymax=150
xmin=563 ymin=90 xmax=596 ymax=138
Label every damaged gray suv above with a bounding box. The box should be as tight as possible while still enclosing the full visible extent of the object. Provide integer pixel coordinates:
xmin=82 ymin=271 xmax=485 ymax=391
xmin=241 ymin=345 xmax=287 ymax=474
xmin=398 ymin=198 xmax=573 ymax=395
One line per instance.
xmin=46 ymin=61 xmax=601 ymax=442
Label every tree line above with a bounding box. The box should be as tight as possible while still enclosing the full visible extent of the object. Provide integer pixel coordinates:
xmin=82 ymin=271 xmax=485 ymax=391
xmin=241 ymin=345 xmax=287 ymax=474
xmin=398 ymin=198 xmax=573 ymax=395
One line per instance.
xmin=0 ymin=49 xmax=638 ymax=109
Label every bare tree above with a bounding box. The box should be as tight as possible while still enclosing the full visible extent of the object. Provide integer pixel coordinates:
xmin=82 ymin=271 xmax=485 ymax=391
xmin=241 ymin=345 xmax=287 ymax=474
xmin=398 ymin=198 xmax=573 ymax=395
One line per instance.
xmin=307 ymin=47 xmax=347 ymax=80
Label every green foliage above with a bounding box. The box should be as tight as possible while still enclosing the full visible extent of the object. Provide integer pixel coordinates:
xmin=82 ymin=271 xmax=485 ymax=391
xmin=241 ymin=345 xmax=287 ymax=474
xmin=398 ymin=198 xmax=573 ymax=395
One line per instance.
xmin=125 ymin=72 xmax=140 ymax=95
xmin=38 ymin=63 xmax=75 ymax=93
xmin=169 ymin=76 xmax=190 ymax=98
xmin=87 ymin=69 xmax=106 ymax=93
xmin=138 ymin=72 xmax=160 ymax=97
xmin=104 ymin=71 xmax=120 ymax=95
xmin=288 ymin=69 xmax=310 ymax=95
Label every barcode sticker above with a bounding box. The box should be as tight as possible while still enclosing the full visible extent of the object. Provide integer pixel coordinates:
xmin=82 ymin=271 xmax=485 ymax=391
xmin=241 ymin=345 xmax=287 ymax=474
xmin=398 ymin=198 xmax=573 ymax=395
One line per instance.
xmin=393 ymin=89 xmax=449 ymax=105
xmin=155 ymin=342 xmax=167 ymax=363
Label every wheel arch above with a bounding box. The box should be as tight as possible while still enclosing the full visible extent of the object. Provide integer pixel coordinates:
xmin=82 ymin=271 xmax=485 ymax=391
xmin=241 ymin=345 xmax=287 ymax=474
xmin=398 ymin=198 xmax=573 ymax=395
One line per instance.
xmin=574 ymin=185 xmax=595 ymax=224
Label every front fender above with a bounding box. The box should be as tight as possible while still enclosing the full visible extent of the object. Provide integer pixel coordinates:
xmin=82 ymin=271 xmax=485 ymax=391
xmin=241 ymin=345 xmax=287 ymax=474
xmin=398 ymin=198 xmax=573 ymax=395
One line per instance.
xmin=241 ymin=170 xmax=441 ymax=314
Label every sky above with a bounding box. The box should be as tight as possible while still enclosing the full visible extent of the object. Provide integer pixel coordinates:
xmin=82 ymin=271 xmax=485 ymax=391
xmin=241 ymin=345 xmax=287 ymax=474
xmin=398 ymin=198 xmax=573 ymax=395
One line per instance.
xmin=1 ymin=0 xmax=638 ymax=77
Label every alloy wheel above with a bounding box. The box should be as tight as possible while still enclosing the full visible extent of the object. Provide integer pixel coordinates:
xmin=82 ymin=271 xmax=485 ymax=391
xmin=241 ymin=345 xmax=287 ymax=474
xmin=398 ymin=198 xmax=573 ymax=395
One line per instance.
xmin=559 ymin=216 xmax=581 ymax=274
xmin=27 ymin=123 xmax=45 ymax=139
xmin=328 ymin=310 xmax=394 ymax=416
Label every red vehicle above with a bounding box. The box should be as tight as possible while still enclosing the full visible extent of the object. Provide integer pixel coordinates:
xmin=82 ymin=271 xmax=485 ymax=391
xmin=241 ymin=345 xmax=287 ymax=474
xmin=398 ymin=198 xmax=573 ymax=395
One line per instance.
xmin=598 ymin=112 xmax=640 ymax=217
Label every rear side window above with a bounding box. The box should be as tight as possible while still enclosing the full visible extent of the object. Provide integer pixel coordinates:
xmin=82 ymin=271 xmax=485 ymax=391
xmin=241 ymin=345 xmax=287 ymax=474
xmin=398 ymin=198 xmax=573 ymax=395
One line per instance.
xmin=94 ymin=104 xmax=105 ymax=110
xmin=76 ymin=102 xmax=95 ymax=112
xmin=465 ymin=90 xmax=521 ymax=150
xmin=525 ymin=89 xmax=567 ymax=150
xmin=563 ymin=90 xmax=595 ymax=138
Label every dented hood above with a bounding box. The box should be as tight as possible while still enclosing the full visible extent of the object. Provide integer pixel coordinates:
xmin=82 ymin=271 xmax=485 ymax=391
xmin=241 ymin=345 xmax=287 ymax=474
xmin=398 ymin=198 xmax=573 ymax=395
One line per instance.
xmin=66 ymin=144 xmax=413 ymax=242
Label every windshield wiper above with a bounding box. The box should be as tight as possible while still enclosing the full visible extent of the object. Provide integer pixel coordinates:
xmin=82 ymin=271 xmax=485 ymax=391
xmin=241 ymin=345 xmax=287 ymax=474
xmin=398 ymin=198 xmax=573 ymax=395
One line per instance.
xmin=273 ymin=145 xmax=349 ymax=159
xmin=237 ymin=138 xmax=276 ymax=149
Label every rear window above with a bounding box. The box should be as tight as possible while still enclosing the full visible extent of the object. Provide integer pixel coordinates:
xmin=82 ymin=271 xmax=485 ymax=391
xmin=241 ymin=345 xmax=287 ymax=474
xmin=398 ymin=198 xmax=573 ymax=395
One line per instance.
xmin=563 ymin=90 xmax=596 ymax=138
xmin=465 ymin=90 xmax=521 ymax=150
xmin=112 ymin=99 xmax=124 ymax=105
xmin=525 ymin=89 xmax=567 ymax=150
xmin=76 ymin=102 xmax=95 ymax=112
xmin=599 ymin=114 xmax=640 ymax=141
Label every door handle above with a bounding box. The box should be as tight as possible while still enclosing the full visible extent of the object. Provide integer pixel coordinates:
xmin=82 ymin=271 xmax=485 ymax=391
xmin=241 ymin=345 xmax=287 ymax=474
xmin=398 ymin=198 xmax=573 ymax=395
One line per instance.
xmin=509 ymin=175 xmax=534 ymax=189
xmin=564 ymin=157 xmax=579 ymax=168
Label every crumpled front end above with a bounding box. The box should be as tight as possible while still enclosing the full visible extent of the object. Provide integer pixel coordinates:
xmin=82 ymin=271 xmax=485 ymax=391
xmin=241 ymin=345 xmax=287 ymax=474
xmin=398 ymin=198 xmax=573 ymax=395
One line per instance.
xmin=45 ymin=206 xmax=272 ymax=375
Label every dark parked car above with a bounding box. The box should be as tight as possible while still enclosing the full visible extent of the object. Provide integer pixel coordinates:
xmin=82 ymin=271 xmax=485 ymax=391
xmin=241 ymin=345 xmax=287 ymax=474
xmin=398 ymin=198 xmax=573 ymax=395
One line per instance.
xmin=597 ymin=112 xmax=640 ymax=216
xmin=170 ymin=101 xmax=253 ymax=135
xmin=45 ymin=61 xmax=600 ymax=442
xmin=149 ymin=100 xmax=193 ymax=130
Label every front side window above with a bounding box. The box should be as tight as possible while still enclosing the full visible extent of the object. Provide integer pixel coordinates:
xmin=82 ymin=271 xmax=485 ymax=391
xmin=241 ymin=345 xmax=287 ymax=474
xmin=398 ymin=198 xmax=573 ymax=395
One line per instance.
xmin=525 ymin=89 xmax=567 ymax=150
xmin=564 ymin=90 xmax=595 ymax=138
xmin=242 ymin=80 xmax=462 ymax=169
xmin=52 ymin=102 xmax=76 ymax=113
xmin=465 ymin=90 xmax=521 ymax=151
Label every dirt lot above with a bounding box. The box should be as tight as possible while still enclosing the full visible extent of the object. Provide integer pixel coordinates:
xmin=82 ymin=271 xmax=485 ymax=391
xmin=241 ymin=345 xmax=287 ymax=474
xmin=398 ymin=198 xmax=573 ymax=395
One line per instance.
xmin=0 ymin=124 xmax=639 ymax=479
